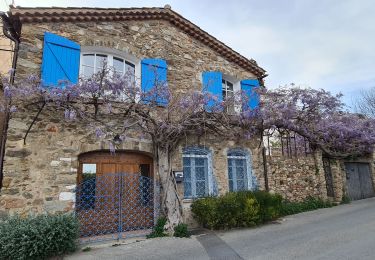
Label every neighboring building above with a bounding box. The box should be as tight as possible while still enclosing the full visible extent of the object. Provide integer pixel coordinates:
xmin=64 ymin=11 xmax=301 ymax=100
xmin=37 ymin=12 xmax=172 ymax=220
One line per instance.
xmin=0 ymin=5 xmax=373 ymax=241
xmin=0 ymin=36 xmax=13 ymax=75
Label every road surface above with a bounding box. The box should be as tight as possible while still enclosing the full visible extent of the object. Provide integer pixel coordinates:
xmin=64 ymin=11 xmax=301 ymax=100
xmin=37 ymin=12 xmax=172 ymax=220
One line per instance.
xmin=66 ymin=197 xmax=375 ymax=260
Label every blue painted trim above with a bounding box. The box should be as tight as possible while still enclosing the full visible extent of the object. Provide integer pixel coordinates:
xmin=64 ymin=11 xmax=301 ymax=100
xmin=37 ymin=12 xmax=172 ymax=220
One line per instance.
xmin=41 ymin=32 xmax=80 ymax=87
xmin=141 ymin=59 xmax=167 ymax=69
xmin=241 ymin=79 xmax=260 ymax=110
xmin=202 ymin=71 xmax=223 ymax=111
xmin=44 ymin=32 xmax=80 ymax=50
xmin=141 ymin=58 xmax=168 ymax=105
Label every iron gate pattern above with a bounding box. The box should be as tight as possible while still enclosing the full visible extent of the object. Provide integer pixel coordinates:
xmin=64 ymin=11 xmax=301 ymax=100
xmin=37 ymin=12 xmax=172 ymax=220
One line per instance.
xmin=75 ymin=173 xmax=160 ymax=243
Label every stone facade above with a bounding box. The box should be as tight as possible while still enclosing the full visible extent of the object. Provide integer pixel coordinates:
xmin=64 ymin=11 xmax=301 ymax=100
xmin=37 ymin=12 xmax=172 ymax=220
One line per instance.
xmin=15 ymin=19 xmax=256 ymax=93
xmin=0 ymin=12 xmax=262 ymax=219
xmin=1 ymin=7 xmax=374 ymax=225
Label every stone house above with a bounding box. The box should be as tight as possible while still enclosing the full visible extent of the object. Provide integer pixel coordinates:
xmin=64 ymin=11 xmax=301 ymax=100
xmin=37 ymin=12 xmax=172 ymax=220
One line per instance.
xmin=0 ymin=5 xmax=374 ymax=239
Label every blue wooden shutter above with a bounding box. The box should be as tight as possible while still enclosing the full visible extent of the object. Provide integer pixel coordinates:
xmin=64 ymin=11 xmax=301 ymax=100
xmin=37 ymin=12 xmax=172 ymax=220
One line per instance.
xmin=41 ymin=32 xmax=80 ymax=87
xmin=202 ymin=71 xmax=222 ymax=111
xmin=141 ymin=58 xmax=168 ymax=105
xmin=241 ymin=79 xmax=260 ymax=110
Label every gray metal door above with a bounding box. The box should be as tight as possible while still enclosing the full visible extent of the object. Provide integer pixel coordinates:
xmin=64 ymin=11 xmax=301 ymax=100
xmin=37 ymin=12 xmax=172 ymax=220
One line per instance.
xmin=345 ymin=163 xmax=374 ymax=200
xmin=358 ymin=163 xmax=374 ymax=198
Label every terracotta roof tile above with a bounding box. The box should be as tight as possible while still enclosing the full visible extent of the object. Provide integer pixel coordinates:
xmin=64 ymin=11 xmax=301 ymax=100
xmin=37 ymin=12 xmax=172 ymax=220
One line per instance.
xmin=9 ymin=6 xmax=267 ymax=77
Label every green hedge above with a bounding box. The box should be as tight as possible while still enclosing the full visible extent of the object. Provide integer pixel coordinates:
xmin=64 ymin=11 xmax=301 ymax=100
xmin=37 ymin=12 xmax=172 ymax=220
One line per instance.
xmin=0 ymin=214 xmax=79 ymax=260
xmin=191 ymin=191 xmax=282 ymax=229
xmin=280 ymin=196 xmax=335 ymax=216
xmin=191 ymin=191 xmax=336 ymax=230
xmin=252 ymin=191 xmax=283 ymax=223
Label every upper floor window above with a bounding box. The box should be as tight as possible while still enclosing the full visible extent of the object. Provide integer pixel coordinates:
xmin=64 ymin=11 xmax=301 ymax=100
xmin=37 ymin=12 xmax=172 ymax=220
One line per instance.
xmin=202 ymin=71 xmax=260 ymax=113
xmin=222 ymin=79 xmax=235 ymax=113
xmin=81 ymin=53 xmax=136 ymax=79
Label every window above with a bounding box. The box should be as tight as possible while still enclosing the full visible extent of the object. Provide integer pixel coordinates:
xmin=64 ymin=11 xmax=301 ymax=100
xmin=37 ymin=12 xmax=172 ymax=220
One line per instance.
xmin=183 ymin=147 xmax=216 ymax=198
xmin=80 ymin=52 xmax=136 ymax=80
xmin=228 ymin=150 xmax=253 ymax=192
xmin=222 ymin=79 xmax=235 ymax=113
xmin=139 ymin=164 xmax=153 ymax=206
xmin=80 ymin=163 xmax=97 ymax=209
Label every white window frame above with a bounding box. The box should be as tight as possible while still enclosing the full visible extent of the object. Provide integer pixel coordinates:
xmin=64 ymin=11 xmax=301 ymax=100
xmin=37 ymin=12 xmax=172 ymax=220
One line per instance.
xmin=227 ymin=149 xmax=255 ymax=191
xmin=80 ymin=46 xmax=141 ymax=83
xmin=182 ymin=148 xmax=216 ymax=199
xmin=222 ymin=78 xmax=235 ymax=113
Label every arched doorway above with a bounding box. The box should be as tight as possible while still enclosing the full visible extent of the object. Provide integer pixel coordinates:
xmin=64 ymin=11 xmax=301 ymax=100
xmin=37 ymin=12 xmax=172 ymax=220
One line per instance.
xmin=75 ymin=151 xmax=157 ymax=241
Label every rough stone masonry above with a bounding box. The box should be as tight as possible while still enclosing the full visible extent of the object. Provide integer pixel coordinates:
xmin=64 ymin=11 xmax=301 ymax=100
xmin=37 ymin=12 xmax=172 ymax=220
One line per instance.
xmin=0 ymin=7 xmax=346 ymax=224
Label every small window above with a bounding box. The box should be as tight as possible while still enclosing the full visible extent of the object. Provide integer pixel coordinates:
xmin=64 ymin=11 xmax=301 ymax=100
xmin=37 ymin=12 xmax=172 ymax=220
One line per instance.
xmin=80 ymin=163 xmax=97 ymax=210
xmin=139 ymin=164 xmax=153 ymax=206
xmin=222 ymin=79 xmax=235 ymax=114
xmin=183 ymin=148 xmax=214 ymax=198
xmin=81 ymin=54 xmax=108 ymax=78
xmin=227 ymin=150 xmax=249 ymax=192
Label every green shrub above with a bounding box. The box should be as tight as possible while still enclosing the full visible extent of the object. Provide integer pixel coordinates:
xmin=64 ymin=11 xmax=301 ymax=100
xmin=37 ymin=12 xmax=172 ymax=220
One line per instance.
xmin=235 ymin=191 xmax=261 ymax=227
xmin=252 ymin=191 xmax=282 ymax=222
xmin=190 ymin=197 xmax=219 ymax=229
xmin=173 ymin=223 xmax=190 ymax=238
xmin=341 ymin=195 xmax=351 ymax=204
xmin=147 ymin=217 xmax=168 ymax=238
xmin=191 ymin=191 xmax=263 ymax=229
xmin=280 ymin=196 xmax=335 ymax=216
xmin=0 ymin=214 xmax=79 ymax=260
xmin=216 ymin=192 xmax=241 ymax=228
xmin=192 ymin=192 xmax=337 ymax=230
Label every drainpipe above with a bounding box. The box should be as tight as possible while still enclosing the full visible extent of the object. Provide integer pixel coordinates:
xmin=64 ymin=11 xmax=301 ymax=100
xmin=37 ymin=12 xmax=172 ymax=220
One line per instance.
xmin=258 ymin=74 xmax=269 ymax=191
xmin=0 ymin=11 xmax=20 ymax=190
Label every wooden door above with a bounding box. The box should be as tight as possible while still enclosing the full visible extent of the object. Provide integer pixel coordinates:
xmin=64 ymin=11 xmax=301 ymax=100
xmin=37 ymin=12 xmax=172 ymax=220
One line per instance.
xmin=76 ymin=151 xmax=154 ymax=238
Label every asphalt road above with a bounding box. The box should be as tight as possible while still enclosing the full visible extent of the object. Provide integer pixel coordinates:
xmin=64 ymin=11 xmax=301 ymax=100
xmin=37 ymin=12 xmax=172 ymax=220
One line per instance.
xmin=66 ymin=197 xmax=375 ymax=260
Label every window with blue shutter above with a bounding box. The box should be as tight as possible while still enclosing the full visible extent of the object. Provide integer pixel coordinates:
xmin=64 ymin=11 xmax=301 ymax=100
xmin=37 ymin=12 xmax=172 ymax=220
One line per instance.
xmin=240 ymin=79 xmax=260 ymax=110
xmin=41 ymin=32 xmax=80 ymax=87
xmin=141 ymin=58 xmax=168 ymax=105
xmin=202 ymin=71 xmax=223 ymax=111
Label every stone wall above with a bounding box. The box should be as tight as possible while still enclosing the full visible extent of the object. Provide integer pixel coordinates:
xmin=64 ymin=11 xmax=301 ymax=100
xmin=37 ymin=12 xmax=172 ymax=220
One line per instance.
xmin=266 ymin=151 xmax=328 ymax=202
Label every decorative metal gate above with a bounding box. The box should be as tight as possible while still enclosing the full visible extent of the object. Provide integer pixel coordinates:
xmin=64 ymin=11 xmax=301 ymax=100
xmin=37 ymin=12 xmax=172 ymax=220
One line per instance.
xmin=75 ymin=173 xmax=159 ymax=243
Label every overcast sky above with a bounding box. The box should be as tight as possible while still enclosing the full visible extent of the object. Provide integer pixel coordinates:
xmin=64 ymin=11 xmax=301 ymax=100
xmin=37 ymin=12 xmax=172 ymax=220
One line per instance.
xmin=1 ymin=0 xmax=375 ymax=108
